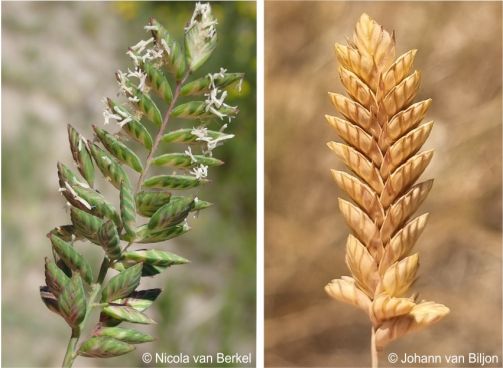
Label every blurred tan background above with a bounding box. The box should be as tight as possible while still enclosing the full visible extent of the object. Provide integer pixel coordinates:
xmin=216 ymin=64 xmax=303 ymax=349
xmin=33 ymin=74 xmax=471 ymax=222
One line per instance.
xmin=265 ymin=1 xmax=502 ymax=367
xmin=2 ymin=2 xmax=256 ymax=367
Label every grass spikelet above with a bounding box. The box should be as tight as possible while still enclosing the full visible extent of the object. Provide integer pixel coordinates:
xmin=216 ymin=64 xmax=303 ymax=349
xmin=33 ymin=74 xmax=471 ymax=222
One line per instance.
xmin=324 ymin=13 xmax=449 ymax=367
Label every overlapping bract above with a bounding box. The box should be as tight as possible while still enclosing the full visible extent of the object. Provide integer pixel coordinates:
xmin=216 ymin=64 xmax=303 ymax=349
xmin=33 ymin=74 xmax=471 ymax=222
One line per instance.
xmin=40 ymin=2 xmax=242 ymax=363
xmin=324 ymin=13 xmax=448 ymax=350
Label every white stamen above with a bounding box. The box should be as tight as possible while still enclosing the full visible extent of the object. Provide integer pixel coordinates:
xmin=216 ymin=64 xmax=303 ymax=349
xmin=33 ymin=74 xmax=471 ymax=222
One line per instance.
xmin=185 ymin=146 xmax=198 ymax=164
xmin=190 ymin=164 xmax=208 ymax=179
xmin=204 ymin=67 xmax=237 ymax=121
xmin=191 ymin=126 xmax=208 ymax=139
xmin=144 ymin=24 xmax=159 ymax=32
xmin=210 ymin=106 xmax=226 ymax=120
xmin=143 ymin=48 xmax=163 ymax=62
xmin=207 ymin=133 xmax=234 ymax=151
xmin=113 ymin=106 xmax=129 ymax=118
xmin=104 ymin=104 xmax=133 ymax=128
xmin=130 ymin=37 xmax=154 ymax=53
xmin=117 ymin=71 xmax=135 ymax=96
xmin=185 ymin=2 xmax=218 ymax=38
xmin=191 ymin=125 xmax=234 ymax=154
xmin=127 ymin=67 xmax=148 ymax=92
xmin=103 ymin=109 xmax=121 ymax=125
xmin=161 ymin=39 xmax=171 ymax=55
xmin=118 ymin=116 xmax=133 ymax=128
xmin=127 ymin=50 xmax=140 ymax=66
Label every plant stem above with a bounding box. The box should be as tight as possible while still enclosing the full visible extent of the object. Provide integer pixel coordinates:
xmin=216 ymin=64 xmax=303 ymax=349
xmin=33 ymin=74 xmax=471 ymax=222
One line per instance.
xmin=134 ymin=71 xmax=191 ymax=194
xmin=62 ymin=328 xmax=79 ymax=368
xmin=61 ymin=258 xmax=109 ymax=367
xmin=125 ymin=71 xmax=191 ymax=254
xmin=371 ymin=326 xmax=379 ymax=368
xmin=96 ymin=257 xmax=110 ymax=284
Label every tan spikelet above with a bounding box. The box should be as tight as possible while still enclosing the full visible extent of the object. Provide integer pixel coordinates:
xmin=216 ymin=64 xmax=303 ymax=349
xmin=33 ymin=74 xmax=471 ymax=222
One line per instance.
xmin=335 ymin=44 xmax=378 ymax=89
xmin=382 ymin=253 xmax=419 ymax=297
xmin=338 ymin=199 xmax=383 ymax=258
xmin=324 ymin=13 xmax=449 ymax=363
xmin=371 ymin=293 xmax=415 ymax=322
xmin=382 ymin=71 xmax=421 ymax=116
xmin=326 ymin=115 xmax=383 ymax=165
xmin=381 ymin=50 xmax=417 ymax=95
xmin=328 ymin=142 xmax=384 ymax=192
xmin=379 ymin=214 xmax=429 ymax=273
xmin=380 ymin=180 xmax=432 ymax=244
xmin=345 ymin=235 xmax=380 ymax=297
xmin=380 ymin=122 xmax=434 ymax=177
xmin=329 ymin=93 xmax=375 ymax=133
xmin=380 ymin=150 xmax=433 ymax=208
xmin=353 ymin=13 xmax=395 ymax=71
xmin=325 ymin=278 xmax=371 ymax=312
xmin=339 ymin=67 xmax=376 ymax=107
xmin=374 ymin=302 xmax=450 ymax=350
xmin=379 ymin=99 xmax=432 ymax=150
xmin=331 ymin=170 xmax=385 ymax=225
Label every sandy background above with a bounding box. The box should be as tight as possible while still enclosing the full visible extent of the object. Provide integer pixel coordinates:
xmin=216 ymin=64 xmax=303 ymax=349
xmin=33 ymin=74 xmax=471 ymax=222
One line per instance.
xmin=265 ymin=1 xmax=502 ymax=367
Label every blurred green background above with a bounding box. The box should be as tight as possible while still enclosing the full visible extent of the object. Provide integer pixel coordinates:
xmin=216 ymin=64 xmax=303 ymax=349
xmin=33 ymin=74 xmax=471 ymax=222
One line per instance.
xmin=2 ymin=2 xmax=256 ymax=367
xmin=265 ymin=2 xmax=502 ymax=367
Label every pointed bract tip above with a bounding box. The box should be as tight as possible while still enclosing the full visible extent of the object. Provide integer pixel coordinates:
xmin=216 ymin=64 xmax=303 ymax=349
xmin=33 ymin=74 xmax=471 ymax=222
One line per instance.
xmin=359 ymin=13 xmax=371 ymax=21
xmin=326 ymin=141 xmax=339 ymax=151
xmin=325 ymin=114 xmax=336 ymax=126
xmin=334 ymin=43 xmax=345 ymax=52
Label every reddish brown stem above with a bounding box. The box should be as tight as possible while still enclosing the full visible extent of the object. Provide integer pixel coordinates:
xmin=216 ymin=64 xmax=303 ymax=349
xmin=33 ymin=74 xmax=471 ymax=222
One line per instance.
xmin=134 ymin=71 xmax=191 ymax=194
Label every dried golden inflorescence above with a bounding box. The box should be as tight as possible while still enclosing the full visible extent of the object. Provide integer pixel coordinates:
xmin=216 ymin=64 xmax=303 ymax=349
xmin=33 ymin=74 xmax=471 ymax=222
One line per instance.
xmin=324 ymin=13 xmax=449 ymax=352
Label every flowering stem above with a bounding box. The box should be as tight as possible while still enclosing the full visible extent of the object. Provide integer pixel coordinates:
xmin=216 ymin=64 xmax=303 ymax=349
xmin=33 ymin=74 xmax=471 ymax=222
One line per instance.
xmin=123 ymin=70 xmax=190 ymax=256
xmin=62 ymin=328 xmax=79 ymax=368
xmin=121 ymin=240 xmax=134 ymax=255
xmin=134 ymin=70 xmax=191 ymax=194
xmin=96 ymin=257 xmax=110 ymax=284
xmin=371 ymin=327 xmax=379 ymax=368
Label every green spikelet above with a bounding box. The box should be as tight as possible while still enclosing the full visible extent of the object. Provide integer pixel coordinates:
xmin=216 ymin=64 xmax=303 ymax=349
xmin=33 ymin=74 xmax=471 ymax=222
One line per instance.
xmin=106 ymin=99 xmax=153 ymax=151
xmin=67 ymin=125 xmax=95 ymax=186
xmin=93 ymin=125 xmax=143 ymax=173
xmin=98 ymin=220 xmax=122 ymax=261
xmin=120 ymin=181 xmax=136 ymax=240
